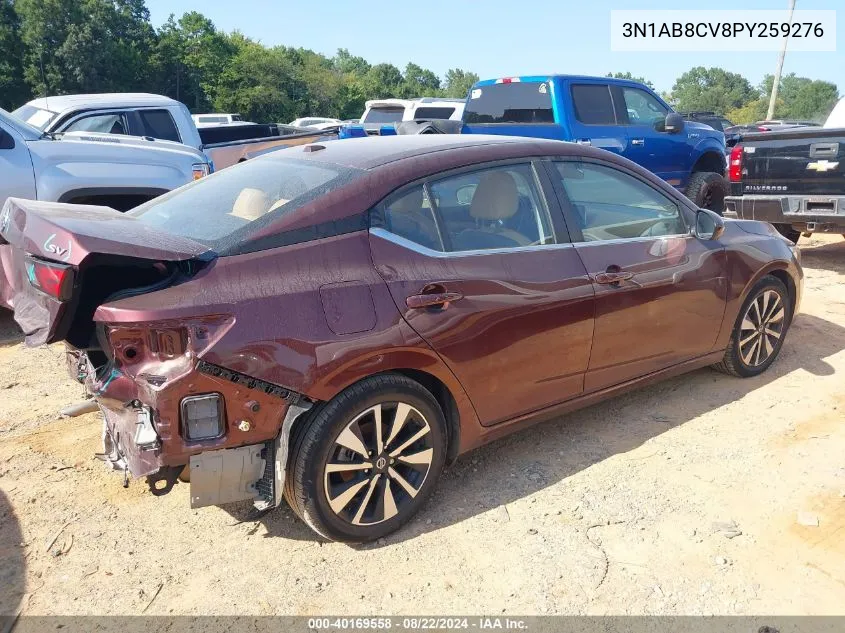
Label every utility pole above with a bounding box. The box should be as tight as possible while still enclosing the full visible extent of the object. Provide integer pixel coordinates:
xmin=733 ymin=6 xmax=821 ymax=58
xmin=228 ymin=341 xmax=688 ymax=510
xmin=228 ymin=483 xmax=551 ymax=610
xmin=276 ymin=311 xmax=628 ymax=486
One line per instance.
xmin=766 ymin=0 xmax=797 ymax=120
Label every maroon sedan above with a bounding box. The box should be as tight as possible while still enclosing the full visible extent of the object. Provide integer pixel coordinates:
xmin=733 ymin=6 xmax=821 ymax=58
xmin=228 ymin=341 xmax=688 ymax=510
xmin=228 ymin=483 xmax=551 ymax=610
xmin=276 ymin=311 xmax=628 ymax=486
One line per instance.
xmin=0 ymin=135 xmax=802 ymax=542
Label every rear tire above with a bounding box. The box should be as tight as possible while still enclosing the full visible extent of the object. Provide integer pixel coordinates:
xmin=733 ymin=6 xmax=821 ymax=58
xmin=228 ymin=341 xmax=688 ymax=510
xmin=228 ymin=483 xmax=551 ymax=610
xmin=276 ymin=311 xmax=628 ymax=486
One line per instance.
xmin=712 ymin=275 xmax=792 ymax=378
xmin=686 ymin=171 xmax=728 ymax=215
xmin=284 ymin=374 xmax=447 ymax=542
xmin=774 ymin=224 xmax=801 ymax=244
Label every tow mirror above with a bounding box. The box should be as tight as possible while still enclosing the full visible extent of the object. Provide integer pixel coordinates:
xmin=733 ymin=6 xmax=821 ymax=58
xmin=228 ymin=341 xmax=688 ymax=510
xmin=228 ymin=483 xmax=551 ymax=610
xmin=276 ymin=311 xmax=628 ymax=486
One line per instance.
xmin=695 ymin=208 xmax=725 ymax=241
xmin=663 ymin=112 xmax=685 ymax=134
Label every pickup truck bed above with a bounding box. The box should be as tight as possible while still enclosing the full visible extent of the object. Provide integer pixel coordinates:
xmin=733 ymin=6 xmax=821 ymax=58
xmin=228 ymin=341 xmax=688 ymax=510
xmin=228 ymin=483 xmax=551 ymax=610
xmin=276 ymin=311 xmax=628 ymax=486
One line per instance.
xmin=725 ymin=126 xmax=845 ymax=241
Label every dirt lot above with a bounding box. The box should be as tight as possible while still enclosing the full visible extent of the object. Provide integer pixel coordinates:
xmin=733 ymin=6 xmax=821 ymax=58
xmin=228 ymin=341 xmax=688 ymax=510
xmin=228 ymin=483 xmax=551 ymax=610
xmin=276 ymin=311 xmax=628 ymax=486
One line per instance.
xmin=1 ymin=235 xmax=845 ymax=617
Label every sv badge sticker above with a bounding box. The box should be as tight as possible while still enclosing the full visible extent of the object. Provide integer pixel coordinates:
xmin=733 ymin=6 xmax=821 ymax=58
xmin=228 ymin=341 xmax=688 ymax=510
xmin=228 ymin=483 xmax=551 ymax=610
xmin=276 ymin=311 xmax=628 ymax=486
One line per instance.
xmin=43 ymin=233 xmax=72 ymax=262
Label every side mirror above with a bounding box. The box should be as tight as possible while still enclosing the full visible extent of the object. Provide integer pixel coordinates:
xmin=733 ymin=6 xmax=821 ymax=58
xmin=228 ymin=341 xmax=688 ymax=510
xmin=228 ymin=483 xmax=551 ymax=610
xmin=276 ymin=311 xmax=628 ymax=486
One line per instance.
xmin=663 ymin=113 xmax=685 ymax=134
xmin=695 ymin=208 xmax=725 ymax=241
xmin=0 ymin=128 xmax=15 ymax=150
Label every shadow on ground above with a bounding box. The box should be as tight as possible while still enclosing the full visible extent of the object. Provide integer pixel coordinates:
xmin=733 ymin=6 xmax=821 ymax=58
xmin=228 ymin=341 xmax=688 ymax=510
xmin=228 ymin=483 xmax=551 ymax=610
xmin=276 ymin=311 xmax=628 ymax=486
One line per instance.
xmin=225 ymin=310 xmax=845 ymax=545
xmin=800 ymin=239 xmax=845 ymax=275
xmin=0 ymin=489 xmax=25 ymax=615
xmin=0 ymin=310 xmax=22 ymax=349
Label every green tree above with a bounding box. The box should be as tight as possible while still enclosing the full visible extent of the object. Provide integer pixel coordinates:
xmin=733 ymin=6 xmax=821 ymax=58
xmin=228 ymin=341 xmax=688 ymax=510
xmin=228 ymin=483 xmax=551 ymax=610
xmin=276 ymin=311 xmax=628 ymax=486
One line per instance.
xmin=400 ymin=62 xmax=441 ymax=98
xmin=15 ymin=0 xmax=155 ymax=96
xmin=0 ymin=0 xmax=28 ymax=109
xmin=761 ymin=73 xmax=839 ymax=121
xmin=443 ymin=68 xmax=478 ymax=99
xmin=670 ymin=66 xmax=758 ymax=114
xmin=725 ymin=99 xmax=769 ymax=125
xmin=333 ymin=48 xmax=370 ymax=76
xmin=606 ymin=71 xmax=653 ymax=89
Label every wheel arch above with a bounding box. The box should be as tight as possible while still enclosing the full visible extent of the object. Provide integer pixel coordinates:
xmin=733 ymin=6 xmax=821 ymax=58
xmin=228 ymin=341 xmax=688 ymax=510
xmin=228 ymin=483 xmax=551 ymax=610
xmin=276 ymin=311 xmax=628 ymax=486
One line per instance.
xmin=691 ymin=149 xmax=726 ymax=176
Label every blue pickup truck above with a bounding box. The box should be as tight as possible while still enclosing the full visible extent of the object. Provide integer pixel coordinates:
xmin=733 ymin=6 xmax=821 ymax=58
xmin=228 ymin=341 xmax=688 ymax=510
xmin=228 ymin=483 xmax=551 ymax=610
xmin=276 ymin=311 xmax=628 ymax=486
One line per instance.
xmin=461 ymin=75 xmax=729 ymax=212
xmin=342 ymin=75 xmax=730 ymax=212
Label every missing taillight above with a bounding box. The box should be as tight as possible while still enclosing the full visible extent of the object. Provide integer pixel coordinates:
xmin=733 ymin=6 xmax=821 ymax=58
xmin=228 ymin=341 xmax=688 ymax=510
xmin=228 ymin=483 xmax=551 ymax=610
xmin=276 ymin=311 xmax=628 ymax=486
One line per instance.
xmin=25 ymin=256 xmax=75 ymax=301
xmin=729 ymin=144 xmax=744 ymax=182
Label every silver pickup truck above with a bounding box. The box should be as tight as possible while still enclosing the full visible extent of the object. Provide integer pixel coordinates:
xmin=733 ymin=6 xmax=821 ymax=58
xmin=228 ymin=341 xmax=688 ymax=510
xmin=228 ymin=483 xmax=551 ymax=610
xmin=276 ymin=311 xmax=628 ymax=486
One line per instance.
xmin=13 ymin=93 xmax=329 ymax=170
xmin=0 ymin=107 xmax=211 ymax=309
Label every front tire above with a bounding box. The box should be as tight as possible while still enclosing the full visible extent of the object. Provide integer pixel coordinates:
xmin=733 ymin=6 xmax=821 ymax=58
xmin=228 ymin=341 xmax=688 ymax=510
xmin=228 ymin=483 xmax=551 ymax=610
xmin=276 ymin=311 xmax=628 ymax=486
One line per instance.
xmin=284 ymin=374 xmax=447 ymax=542
xmin=686 ymin=171 xmax=728 ymax=215
xmin=712 ymin=275 xmax=792 ymax=378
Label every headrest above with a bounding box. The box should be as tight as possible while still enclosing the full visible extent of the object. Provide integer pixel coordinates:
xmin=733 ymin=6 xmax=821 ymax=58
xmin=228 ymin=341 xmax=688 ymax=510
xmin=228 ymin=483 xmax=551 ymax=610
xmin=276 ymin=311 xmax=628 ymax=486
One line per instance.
xmin=230 ymin=188 xmax=269 ymax=221
xmin=470 ymin=172 xmax=519 ymax=221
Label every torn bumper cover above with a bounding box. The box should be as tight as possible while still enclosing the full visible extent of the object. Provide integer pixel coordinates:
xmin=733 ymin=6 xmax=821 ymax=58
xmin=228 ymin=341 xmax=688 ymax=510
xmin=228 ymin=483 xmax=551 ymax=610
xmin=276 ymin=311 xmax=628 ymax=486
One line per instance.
xmin=72 ymin=349 xmax=312 ymax=510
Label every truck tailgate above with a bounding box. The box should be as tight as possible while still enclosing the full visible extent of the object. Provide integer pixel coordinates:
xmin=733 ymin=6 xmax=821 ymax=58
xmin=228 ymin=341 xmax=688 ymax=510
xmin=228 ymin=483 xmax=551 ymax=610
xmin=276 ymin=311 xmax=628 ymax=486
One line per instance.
xmin=740 ymin=128 xmax=845 ymax=195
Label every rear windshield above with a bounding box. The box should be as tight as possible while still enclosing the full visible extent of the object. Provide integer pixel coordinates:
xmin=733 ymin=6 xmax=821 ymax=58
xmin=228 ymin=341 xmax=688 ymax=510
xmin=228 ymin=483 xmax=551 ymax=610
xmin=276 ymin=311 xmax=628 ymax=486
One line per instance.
xmin=414 ymin=106 xmax=456 ymax=119
xmin=464 ymin=82 xmax=554 ymax=124
xmin=12 ymin=104 xmax=58 ymax=131
xmin=129 ymin=157 xmax=362 ymax=251
xmin=362 ymin=107 xmax=405 ymax=124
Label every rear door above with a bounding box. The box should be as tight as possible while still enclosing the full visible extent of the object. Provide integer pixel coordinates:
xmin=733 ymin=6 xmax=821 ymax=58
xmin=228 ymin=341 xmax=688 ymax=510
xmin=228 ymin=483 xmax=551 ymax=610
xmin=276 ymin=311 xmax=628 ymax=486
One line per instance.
xmin=545 ymin=159 xmax=727 ymax=392
xmin=369 ymin=160 xmax=595 ymax=426
xmin=613 ymin=84 xmax=690 ymax=183
xmin=564 ymin=81 xmax=627 ymax=155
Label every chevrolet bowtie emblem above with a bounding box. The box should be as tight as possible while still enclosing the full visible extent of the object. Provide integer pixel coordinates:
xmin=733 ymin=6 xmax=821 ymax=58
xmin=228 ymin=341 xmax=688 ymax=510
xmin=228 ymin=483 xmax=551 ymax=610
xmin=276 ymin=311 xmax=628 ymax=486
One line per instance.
xmin=807 ymin=160 xmax=839 ymax=172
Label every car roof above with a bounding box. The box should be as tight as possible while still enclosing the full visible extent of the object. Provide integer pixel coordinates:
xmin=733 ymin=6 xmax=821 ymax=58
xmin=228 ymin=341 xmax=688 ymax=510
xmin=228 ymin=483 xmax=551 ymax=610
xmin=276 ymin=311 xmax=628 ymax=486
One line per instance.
xmin=26 ymin=93 xmax=180 ymax=114
xmin=365 ymin=98 xmax=466 ymax=108
xmin=473 ymin=74 xmax=652 ymax=88
xmin=262 ymin=134 xmax=574 ymax=171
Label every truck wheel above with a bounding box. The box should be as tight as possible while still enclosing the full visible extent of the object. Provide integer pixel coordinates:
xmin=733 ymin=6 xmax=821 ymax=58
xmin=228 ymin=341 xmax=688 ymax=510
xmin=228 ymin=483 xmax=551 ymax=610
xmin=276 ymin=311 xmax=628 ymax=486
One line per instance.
xmin=774 ymin=224 xmax=801 ymax=244
xmin=712 ymin=275 xmax=792 ymax=378
xmin=284 ymin=374 xmax=447 ymax=542
xmin=686 ymin=171 xmax=728 ymax=215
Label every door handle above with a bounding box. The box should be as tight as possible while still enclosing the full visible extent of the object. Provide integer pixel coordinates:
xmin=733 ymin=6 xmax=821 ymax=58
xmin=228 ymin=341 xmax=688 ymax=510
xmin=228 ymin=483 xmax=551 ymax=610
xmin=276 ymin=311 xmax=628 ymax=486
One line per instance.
xmin=576 ymin=138 xmax=592 ymax=146
xmin=631 ymin=138 xmax=645 ymax=146
xmin=594 ymin=271 xmax=633 ymax=285
xmin=406 ymin=291 xmax=464 ymax=309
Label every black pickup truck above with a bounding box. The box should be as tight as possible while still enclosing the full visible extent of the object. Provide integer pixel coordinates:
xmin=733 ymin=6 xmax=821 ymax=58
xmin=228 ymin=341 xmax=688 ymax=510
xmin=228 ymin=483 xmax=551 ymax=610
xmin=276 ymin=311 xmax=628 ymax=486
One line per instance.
xmin=724 ymin=125 xmax=845 ymax=243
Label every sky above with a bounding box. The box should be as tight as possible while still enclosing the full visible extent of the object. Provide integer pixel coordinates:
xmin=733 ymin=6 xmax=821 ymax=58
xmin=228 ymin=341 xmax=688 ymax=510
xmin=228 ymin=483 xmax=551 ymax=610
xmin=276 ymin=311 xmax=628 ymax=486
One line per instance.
xmin=144 ymin=0 xmax=843 ymax=95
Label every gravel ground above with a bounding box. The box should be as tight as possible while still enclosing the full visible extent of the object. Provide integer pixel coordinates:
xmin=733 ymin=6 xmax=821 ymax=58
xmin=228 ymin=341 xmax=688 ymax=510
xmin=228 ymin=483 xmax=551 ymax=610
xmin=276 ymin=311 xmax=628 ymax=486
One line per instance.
xmin=1 ymin=235 xmax=844 ymax=616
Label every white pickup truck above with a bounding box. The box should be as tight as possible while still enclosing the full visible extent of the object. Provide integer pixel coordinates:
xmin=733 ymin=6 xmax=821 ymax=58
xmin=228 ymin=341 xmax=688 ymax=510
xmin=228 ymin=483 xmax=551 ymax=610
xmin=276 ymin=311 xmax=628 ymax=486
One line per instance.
xmin=0 ymin=106 xmax=212 ymax=308
xmin=13 ymin=93 xmax=325 ymax=170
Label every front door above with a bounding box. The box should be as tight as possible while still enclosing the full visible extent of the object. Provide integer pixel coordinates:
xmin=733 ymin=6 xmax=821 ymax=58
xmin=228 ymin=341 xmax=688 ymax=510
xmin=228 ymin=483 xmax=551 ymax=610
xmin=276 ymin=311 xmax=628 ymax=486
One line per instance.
xmin=369 ymin=161 xmax=595 ymax=426
xmin=547 ymin=159 xmax=727 ymax=392
xmin=612 ymin=85 xmax=691 ymax=185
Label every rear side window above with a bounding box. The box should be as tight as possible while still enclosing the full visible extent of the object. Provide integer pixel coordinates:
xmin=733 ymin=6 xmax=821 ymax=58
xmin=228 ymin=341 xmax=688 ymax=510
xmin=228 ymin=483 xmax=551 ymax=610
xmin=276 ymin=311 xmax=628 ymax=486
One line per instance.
xmin=362 ymin=107 xmax=405 ymax=124
xmin=571 ymin=84 xmax=616 ymax=125
xmin=381 ymin=186 xmax=443 ymax=252
xmin=130 ymin=157 xmax=361 ymax=249
xmin=414 ymin=107 xmax=456 ymax=119
xmin=138 ymin=109 xmax=181 ymax=142
xmin=463 ymin=82 xmax=554 ymax=124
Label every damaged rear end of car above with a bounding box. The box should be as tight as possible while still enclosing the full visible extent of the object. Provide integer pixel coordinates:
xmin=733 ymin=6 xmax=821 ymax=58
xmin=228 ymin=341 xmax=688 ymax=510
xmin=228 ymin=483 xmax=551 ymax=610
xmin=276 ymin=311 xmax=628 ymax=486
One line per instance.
xmin=0 ymin=196 xmax=310 ymax=510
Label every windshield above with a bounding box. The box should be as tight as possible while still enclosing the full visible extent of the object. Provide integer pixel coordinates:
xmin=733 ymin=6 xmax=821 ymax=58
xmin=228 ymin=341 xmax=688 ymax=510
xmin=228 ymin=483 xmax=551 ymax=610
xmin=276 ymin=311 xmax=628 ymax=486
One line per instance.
xmin=362 ymin=107 xmax=404 ymax=124
xmin=12 ymin=104 xmax=59 ymax=131
xmin=464 ymin=81 xmax=554 ymax=124
xmin=129 ymin=156 xmax=362 ymax=250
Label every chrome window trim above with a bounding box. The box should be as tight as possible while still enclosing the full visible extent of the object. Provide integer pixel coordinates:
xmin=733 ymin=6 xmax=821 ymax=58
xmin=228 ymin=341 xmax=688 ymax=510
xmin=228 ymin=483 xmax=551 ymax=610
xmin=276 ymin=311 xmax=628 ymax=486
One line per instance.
xmin=370 ymin=227 xmax=574 ymax=258
xmin=570 ymin=232 xmax=692 ymax=247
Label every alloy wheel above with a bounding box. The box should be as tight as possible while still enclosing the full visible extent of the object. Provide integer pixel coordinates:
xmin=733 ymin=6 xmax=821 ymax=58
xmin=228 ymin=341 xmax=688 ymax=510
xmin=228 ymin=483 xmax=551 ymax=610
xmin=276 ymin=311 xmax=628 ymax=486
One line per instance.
xmin=738 ymin=289 xmax=785 ymax=367
xmin=323 ymin=402 xmax=434 ymax=526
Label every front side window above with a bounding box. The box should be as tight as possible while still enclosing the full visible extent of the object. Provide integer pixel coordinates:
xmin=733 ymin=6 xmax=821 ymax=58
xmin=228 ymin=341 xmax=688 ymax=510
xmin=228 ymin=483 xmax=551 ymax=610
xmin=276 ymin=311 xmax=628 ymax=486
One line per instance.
xmin=464 ymin=82 xmax=553 ymax=124
xmin=622 ymin=87 xmax=668 ymax=125
xmin=130 ymin=157 xmax=361 ymax=249
xmin=570 ymin=84 xmax=616 ymax=125
xmin=63 ymin=113 xmax=127 ymax=135
xmin=553 ymin=162 xmax=685 ymax=242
